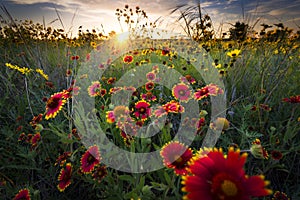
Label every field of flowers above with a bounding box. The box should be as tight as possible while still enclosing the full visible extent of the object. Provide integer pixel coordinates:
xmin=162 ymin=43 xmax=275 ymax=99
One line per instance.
xmin=0 ymin=4 xmax=300 ymax=200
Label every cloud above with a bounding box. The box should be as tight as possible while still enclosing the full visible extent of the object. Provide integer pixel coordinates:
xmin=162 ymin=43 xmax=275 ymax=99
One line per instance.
xmin=2 ymin=0 xmax=299 ymax=35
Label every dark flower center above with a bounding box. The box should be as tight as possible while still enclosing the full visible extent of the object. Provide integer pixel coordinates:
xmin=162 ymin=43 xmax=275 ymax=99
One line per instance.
xmin=139 ymin=107 xmax=146 ymax=114
xmin=87 ymin=154 xmax=96 ymax=164
xmin=211 ymin=173 xmax=240 ymax=199
xmin=47 ymin=97 xmax=60 ymax=109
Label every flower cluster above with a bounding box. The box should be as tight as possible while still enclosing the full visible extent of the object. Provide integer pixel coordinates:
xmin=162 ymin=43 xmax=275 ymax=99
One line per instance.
xmin=160 ymin=144 xmax=272 ymax=200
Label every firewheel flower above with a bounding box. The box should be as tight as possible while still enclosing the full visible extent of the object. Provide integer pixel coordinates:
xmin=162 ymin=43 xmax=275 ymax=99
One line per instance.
xmin=194 ymin=83 xmax=223 ymax=100
xmin=133 ymin=100 xmax=151 ymax=121
xmin=13 ymin=188 xmax=31 ymax=200
xmin=160 ymin=141 xmax=193 ymax=175
xmin=57 ymin=163 xmax=72 ymax=192
xmin=282 ymin=95 xmax=300 ymax=103
xmin=45 ymin=92 xmax=67 ymax=120
xmin=88 ymin=81 xmax=101 ymax=97
xmin=182 ymin=147 xmax=272 ymax=200
xmin=123 ymin=55 xmax=133 ymax=64
xmin=80 ymin=145 xmax=101 ymax=173
xmin=172 ymin=83 xmax=191 ymax=102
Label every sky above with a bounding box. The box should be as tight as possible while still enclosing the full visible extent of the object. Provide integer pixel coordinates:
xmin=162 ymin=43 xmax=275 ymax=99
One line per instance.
xmin=1 ymin=0 xmax=299 ymax=38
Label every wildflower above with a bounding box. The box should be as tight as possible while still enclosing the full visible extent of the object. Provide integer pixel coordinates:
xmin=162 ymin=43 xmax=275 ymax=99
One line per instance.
xmin=92 ymin=165 xmax=108 ymax=183
xmin=146 ymin=71 xmax=156 ymax=81
xmin=107 ymin=77 xmax=116 ymax=85
xmin=26 ymin=134 xmax=33 ymax=143
xmin=172 ymin=83 xmax=191 ymax=102
xmin=272 ymin=191 xmax=290 ymax=200
xmin=16 ymin=125 xmax=23 ymax=132
xmin=35 ymin=69 xmax=48 ymax=80
xmin=250 ymin=139 xmax=269 ymax=159
xmin=45 ymin=81 xmax=55 ymax=89
xmin=194 ymin=84 xmax=223 ymax=100
xmin=145 ymin=81 xmax=155 ymax=91
xmin=66 ymin=69 xmax=72 ymax=76
xmin=120 ymin=130 xmax=134 ymax=146
xmin=13 ymin=188 xmax=30 ymax=200
xmin=71 ymin=55 xmax=79 ymax=60
xmin=109 ymin=86 xmax=122 ymax=94
xmin=123 ymin=55 xmax=133 ymax=64
xmin=282 ymin=95 xmax=300 ymax=103
xmin=31 ymin=132 xmax=41 ymax=149
xmin=161 ymin=47 xmax=170 ymax=56
xmin=133 ymin=100 xmax=151 ymax=121
xmin=196 ymin=117 xmax=206 ymax=134
xmin=30 ymin=114 xmax=43 ymax=128
xmin=57 ymin=163 xmax=72 ymax=192
xmin=260 ymin=104 xmax=272 ymax=111
xmin=152 ymin=65 xmax=159 ymax=73
xmin=163 ymin=100 xmax=184 ymax=113
xmin=55 ymin=152 xmax=72 ymax=166
xmin=80 ymin=145 xmax=101 ymax=173
xmin=88 ymin=81 xmax=101 ymax=97
xmin=271 ymin=150 xmax=283 ymax=160
xmin=45 ymin=92 xmax=67 ymax=120
xmin=106 ymin=111 xmax=115 ymax=123
xmin=141 ymin=92 xmax=157 ymax=101
xmin=5 ymin=63 xmax=32 ymax=75
xmin=182 ymin=147 xmax=272 ymax=200
xmin=227 ymin=49 xmax=241 ymax=58
xmin=18 ymin=133 xmax=27 ymax=142
xmin=153 ymin=106 xmax=168 ymax=118
xmin=99 ymin=89 xmax=107 ymax=97
xmin=209 ymin=117 xmax=230 ymax=131
xmin=160 ymin=141 xmax=193 ymax=175
xmin=184 ymin=75 xmax=196 ymax=84
xmin=90 ymin=41 xmax=97 ymax=48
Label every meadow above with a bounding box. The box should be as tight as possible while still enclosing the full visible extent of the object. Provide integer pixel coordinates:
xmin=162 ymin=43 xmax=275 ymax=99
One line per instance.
xmin=0 ymin=4 xmax=300 ymax=200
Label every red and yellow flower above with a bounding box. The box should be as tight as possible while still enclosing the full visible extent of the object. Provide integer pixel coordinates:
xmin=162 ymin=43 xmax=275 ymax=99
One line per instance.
xmin=194 ymin=83 xmax=223 ymax=100
xmin=282 ymin=95 xmax=300 ymax=103
xmin=146 ymin=71 xmax=156 ymax=81
xmin=272 ymin=191 xmax=290 ymax=200
xmin=145 ymin=82 xmax=155 ymax=91
xmin=80 ymin=145 xmax=101 ymax=173
xmin=57 ymin=163 xmax=72 ymax=192
xmin=106 ymin=111 xmax=115 ymax=123
xmin=123 ymin=55 xmax=133 ymax=64
xmin=160 ymin=141 xmax=193 ymax=175
xmin=182 ymin=147 xmax=272 ymax=200
xmin=88 ymin=81 xmax=101 ymax=97
xmin=92 ymin=165 xmax=108 ymax=183
xmin=172 ymin=83 xmax=191 ymax=102
xmin=45 ymin=92 xmax=67 ymax=120
xmin=13 ymin=188 xmax=31 ymax=200
xmin=133 ymin=100 xmax=151 ymax=121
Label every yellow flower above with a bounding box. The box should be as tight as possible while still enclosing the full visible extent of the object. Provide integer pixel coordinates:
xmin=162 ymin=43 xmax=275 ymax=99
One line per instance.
xmin=90 ymin=41 xmax=97 ymax=48
xmin=227 ymin=49 xmax=241 ymax=58
xmin=5 ymin=63 xmax=32 ymax=75
xmin=36 ymin=69 xmax=49 ymax=80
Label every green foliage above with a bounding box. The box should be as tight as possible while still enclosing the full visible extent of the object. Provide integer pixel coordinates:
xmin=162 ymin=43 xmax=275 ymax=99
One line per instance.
xmin=0 ymin=3 xmax=300 ymax=200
